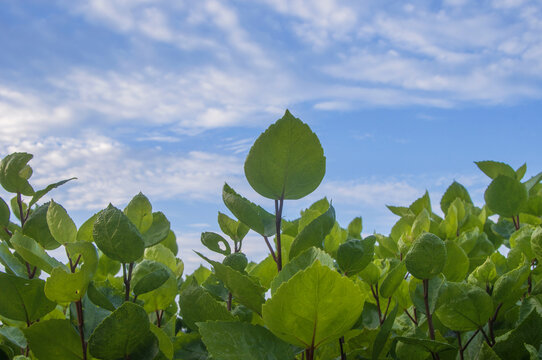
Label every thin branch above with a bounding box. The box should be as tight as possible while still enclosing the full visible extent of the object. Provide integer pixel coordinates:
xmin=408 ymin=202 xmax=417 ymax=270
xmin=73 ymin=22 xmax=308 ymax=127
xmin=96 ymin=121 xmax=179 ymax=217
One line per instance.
xmin=404 ymin=309 xmax=418 ymax=326
xmin=423 ymin=279 xmax=436 ymax=340
xmin=456 ymin=332 xmax=464 ymax=360
xmin=263 ymin=236 xmax=277 ymax=263
xmin=274 ymin=197 xmax=284 ymax=271
xmin=479 ymin=327 xmax=492 ymax=347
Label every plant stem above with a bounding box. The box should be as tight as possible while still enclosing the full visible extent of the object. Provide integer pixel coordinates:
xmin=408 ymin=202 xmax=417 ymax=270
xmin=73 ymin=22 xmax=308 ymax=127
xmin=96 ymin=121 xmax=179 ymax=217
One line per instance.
xmin=263 ymin=236 xmax=277 ymax=264
xmin=227 ymin=292 xmax=233 ymax=311
xmin=75 ymin=300 xmax=87 ymax=360
xmin=488 ymin=303 xmax=503 ymax=345
xmin=339 ymin=336 xmax=346 ymax=360
xmin=123 ymin=262 xmax=134 ymax=301
xmin=274 ymin=197 xmax=284 ymax=271
xmin=370 ymin=284 xmax=382 ymax=324
xmin=404 ymin=309 xmax=418 ymax=326
xmin=423 ymin=279 xmax=435 ymax=340
xmin=456 ymin=332 xmax=464 ymax=360
xmin=480 ymin=327 xmax=492 ymax=346
xmin=155 ymin=310 xmax=164 ymax=328
xmin=17 ymin=192 xmax=36 ymax=279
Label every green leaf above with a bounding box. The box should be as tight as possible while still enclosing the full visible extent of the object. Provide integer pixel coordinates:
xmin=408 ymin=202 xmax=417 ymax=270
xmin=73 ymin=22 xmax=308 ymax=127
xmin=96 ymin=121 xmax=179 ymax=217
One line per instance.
xmin=28 ymin=178 xmax=76 ymax=208
xmin=160 ymin=230 xmax=178 ymax=256
xmin=493 ymin=264 xmax=530 ymax=305
xmin=218 ymin=212 xmax=249 ymax=243
xmin=178 ymin=282 xmax=235 ymax=331
xmin=493 ymin=308 xmax=542 ymax=360
xmin=409 ymin=191 xmax=432 ymax=216
xmin=142 ymin=212 xmax=170 ymax=247
xmin=0 ymin=241 xmax=27 ymax=277
xmin=88 ymin=302 xmax=159 ymax=360
xmin=485 ymin=175 xmax=528 ymax=217
xmin=223 ymin=253 xmax=248 ymax=272
xmin=244 ymin=110 xmax=326 ymax=200
xmin=405 ymin=233 xmax=447 ymax=279
xmin=337 ymin=236 xmax=375 ymax=276
xmin=247 ymin=255 xmax=277 ymax=289
xmin=468 ymin=257 xmax=497 ymax=288
xmin=442 ymin=240 xmax=469 ymax=282
xmin=0 ymin=153 xmax=34 ymax=195
xmin=0 ymin=326 xmax=27 ymax=348
xmin=270 ymin=247 xmax=334 ymax=295
xmin=198 ymin=321 xmax=295 ymax=360
xmin=525 ymin=171 xmax=542 ymax=193
xmin=200 ymin=232 xmax=231 ymax=255
xmin=348 ymin=217 xmax=363 ymax=238
xmin=144 ymin=244 xmax=178 ymax=273
xmin=379 ymin=260 xmax=406 ymax=298
xmin=387 ymin=205 xmax=412 ymax=217
xmin=46 ymin=200 xmax=77 ymax=244
xmin=132 ymin=260 xmax=170 ymax=296
xmin=24 ymin=319 xmax=82 ymax=360
xmin=93 ymin=204 xmax=145 ymax=263
xmin=45 ymin=267 xmax=89 ymax=304
xmin=150 ymin=323 xmax=174 ymax=360
xmin=477 ymin=342 xmax=503 ymax=359
xmin=440 ymin=181 xmax=473 ymax=214
xmin=395 ymin=336 xmax=455 ymax=354
xmin=410 ymin=275 xmax=444 ymax=315
xmin=77 ymin=212 xmax=99 ymax=242
xmin=197 ymin=252 xmax=265 ymax=314
xmin=124 ymin=192 xmax=153 ymax=233
xmin=435 ymin=281 xmax=493 ymax=331
xmin=289 ymin=204 xmax=335 ymax=260
xmin=476 ymin=160 xmax=517 ymax=179
xmin=531 ymin=227 xmax=542 ymax=260
xmin=516 ymin=163 xmax=527 ymax=180
xmin=23 ymin=203 xmax=60 ymax=250
xmin=11 ymin=231 xmax=65 ymax=273
xmin=372 ymin=306 xmax=398 ymax=360
xmin=262 ymin=261 xmax=364 ymax=349
xmin=0 ymin=197 xmax=9 ymax=227
xmin=222 ymin=183 xmax=276 ymax=237
xmin=0 ymin=272 xmax=55 ymax=323
xmin=138 ymin=268 xmax=177 ymax=313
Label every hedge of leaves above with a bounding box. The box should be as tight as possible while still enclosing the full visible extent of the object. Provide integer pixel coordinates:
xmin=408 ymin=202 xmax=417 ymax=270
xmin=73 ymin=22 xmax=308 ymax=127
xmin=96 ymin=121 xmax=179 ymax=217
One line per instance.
xmin=0 ymin=110 xmax=541 ymax=360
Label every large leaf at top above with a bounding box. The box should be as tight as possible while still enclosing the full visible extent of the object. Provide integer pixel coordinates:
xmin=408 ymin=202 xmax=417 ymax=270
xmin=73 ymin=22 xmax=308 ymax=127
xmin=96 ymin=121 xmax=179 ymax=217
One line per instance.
xmin=178 ymin=282 xmax=235 ymax=331
xmin=24 ymin=319 xmax=82 ymax=360
xmin=124 ymin=192 xmax=153 ymax=233
xmin=288 ymin=204 xmax=335 ymax=260
xmin=197 ymin=252 xmax=265 ymax=314
xmin=88 ymin=302 xmax=159 ymax=360
xmin=198 ymin=321 xmax=295 ymax=360
xmin=262 ymin=261 xmax=363 ymax=349
xmin=93 ymin=204 xmax=145 ymax=263
xmin=222 ymin=183 xmax=275 ymax=237
xmin=23 ymin=203 xmax=60 ymax=250
xmin=0 ymin=153 xmax=34 ymax=195
xmin=484 ymin=175 xmax=528 ymax=217
xmin=440 ymin=181 xmax=473 ymax=214
xmin=0 ymin=272 xmax=55 ymax=323
xmin=435 ymin=281 xmax=493 ymax=331
xmin=244 ymin=110 xmax=326 ymax=200
xmin=475 ymin=160 xmax=517 ymax=179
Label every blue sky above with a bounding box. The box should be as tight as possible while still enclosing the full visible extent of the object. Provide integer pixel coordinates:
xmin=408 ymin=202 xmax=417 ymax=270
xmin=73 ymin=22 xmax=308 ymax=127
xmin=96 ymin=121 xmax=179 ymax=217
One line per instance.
xmin=1 ymin=0 xmax=541 ymax=271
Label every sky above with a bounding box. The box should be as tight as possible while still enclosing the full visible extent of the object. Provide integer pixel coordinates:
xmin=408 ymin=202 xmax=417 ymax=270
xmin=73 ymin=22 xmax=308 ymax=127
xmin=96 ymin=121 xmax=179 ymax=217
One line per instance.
xmin=1 ymin=0 xmax=542 ymax=272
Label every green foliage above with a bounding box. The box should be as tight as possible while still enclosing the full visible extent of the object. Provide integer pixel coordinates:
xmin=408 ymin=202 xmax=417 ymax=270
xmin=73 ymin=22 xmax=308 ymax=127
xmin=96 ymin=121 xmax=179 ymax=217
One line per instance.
xmin=405 ymin=233 xmax=447 ymax=279
xmin=1 ymin=117 xmax=541 ymax=360
xmin=244 ymin=110 xmax=325 ymax=200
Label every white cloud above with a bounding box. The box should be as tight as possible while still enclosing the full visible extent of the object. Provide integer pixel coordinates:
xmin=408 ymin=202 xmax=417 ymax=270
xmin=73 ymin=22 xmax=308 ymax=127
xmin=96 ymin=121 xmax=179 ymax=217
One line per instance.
xmin=0 ymin=134 xmax=244 ymax=210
